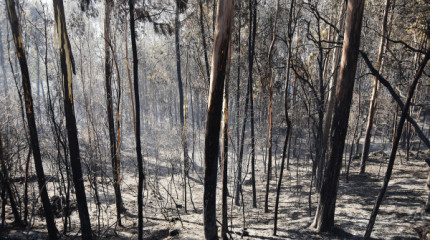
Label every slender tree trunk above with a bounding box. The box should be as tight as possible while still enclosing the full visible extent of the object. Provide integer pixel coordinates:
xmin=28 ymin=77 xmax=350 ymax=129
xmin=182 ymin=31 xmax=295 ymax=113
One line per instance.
xmin=273 ymin=0 xmax=294 ymax=234
xmin=35 ymin=43 xmax=42 ymax=125
xmin=175 ymin=1 xmax=189 ymax=212
xmin=314 ymin=7 xmax=326 ymax=191
xmin=221 ymin=40 xmax=231 ymax=240
xmin=234 ymin=7 xmax=256 ymax=204
xmin=104 ymin=0 xmax=123 ymax=226
xmin=203 ymin=0 xmax=234 ymax=238
xmin=319 ymin=1 xmax=346 ymax=191
xmin=249 ymin=0 xmax=257 ymax=208
xmin=312 ymin=0 xmax=365 ymax=232
xmin=235 ymin=0 xmax=241 ymax=165
xmin=125 ymin=19 xmax=136 ymax=135
xmin=199 ymin=0 xmax=210 ymax=82
xmin=42 ymin=5 xmax=71 ymax=232
xmin=52 ymin=0 xmax=92 ymax=238
xmin=0 ymin=29 xmax=8 ymax=97
xmin=183 ymin=52 xmax=189 ymax=213
xmin=104 ymin=0 xmax=122 ymax=226
xmin=7 ymin=0 xmax=57 ymax=237
xmin=235 ymin=77 xmax=249 ymax=206
xmin=128 ymin=1 xmax=145 ymax=239
xmin=264 ymin=0 xmax=280 ymax=213
xmin=363 ymin=46 xmax=430 ymax=240
xmin=360 ymin=0 xmax=390 ymax=174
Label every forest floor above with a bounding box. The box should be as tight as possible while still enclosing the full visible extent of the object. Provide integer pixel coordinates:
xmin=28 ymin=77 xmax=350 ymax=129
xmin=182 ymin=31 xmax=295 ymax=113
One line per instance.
xmin=1 ymin=142 xmax=429 ymax=240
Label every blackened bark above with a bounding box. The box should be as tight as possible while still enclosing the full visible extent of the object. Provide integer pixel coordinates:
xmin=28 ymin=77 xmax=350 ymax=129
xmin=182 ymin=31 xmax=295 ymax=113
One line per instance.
xmin=235 ymin=0 xmax=241 ymax=166
xmin=0 ymin=29 xmax=8 ymax=96
xmin=104 ymin=0 xmax=123 ymax=226
xmin=235 ymin=75 xmax=249 ymax=206
xmin=221 ymin=42 xmax=230 ymax=240
xmin=175 ymin=5 xmax=184 ymax=125
xmin=6 ymin=0 xmax=57 ymax=237
xmin=128 ymin=1 xmax=145 ymax=239
xmin=264 ymin=0 xmax=280 ymax=213
xmin=199 ymin=0 xmax=210 ymax=82
xmin=312 ymin=0 xmax=365 ymax=232
xmin=204 ymin=0 xmax=234 ymax=238
xmin=273 ymin=0 xmax=295 ymax=234
xmin=52 ymin=0 xmax=92 ymax=238
xmin=249 ymin=0 xmax=257 ymax=208
xmin=175 ymin=1 xmax=189 ymax=212
xmin=320 ymin=1 xmax=346 ymax=188
xmin=314 ymin=8 xmax=326 ymax=192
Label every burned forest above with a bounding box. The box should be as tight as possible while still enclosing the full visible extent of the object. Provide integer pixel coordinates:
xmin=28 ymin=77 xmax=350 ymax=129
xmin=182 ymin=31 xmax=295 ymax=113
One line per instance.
xmin=0 ymin=0 xmax=430 ymax=239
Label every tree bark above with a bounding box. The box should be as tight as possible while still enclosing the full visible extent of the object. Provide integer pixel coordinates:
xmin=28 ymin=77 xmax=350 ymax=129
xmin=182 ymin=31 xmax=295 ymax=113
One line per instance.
xmin=104 ymin=0 xmax=123 ymax=226
xmin=249 ymin=0 xmax=257 ymax=208
xmin=52 ymin=0 xmax=92 ymax=238
xmin=264 ymin=0 xmax=280 ymax=213
xmin=7 ymin=0 xmax=57 ymax=237
xmin=128 ymin=1 xmax=145 ymax=239
xmin=360 ymin=0 xmax=390 ymax=174
xmin=175 ymin=0 xmax=189 ymax=212
xmin=0 ymin=28 xmax=8 ymax=96
xmin=199 ymin=0 xmax=210 ymax=82
xmin=312 ymin=0 xmax=365 ymax=232
xmin=320 ymin=1 xmax=346 ymax=190
xmin=221 ymin=40 xmax=231 ymax=240
xmin=234 ymin=0 xmax=257 ymax=204
xmin=273 ymin=0 xmax=295 ymax=234
xmin=203 ymin=0 xmax=234 ymax=238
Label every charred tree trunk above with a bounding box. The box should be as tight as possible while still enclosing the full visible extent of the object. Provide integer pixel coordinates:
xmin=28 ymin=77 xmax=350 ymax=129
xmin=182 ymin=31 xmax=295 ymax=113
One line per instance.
xmin=363 ymin=45 xmax=430 ymax=240
xmin=314 ymin=4 xmax=326 ymax=192
xmin=273 ymin=0 xmax=294 ymax=234
xmin=234 ymin=2 xmax=256 ymax=204
xmin=221 ymin=40 xmax=231 ymax=240
xmin=7 ymin=0 xmax=57 ymax=237
xmin=0 ymin=29 xmax=8 ymax=96
xmin=52 ymin=0 xmax=92 ymax=238
xmin=128 ymin=1 xmax=145 ymax=239
xmin=264 ymin=0 xmax=280 ymax=213
xmin=203 ymin=0 xmax=234 ymax=238
xmin=312 ymin=0 xmax=365 ymax=232
xmin=249 ymin=0 xmax=257 ymax=208
xmin=199 ymin=0 xmax=210 ymax=82
xmin=104 ymin=0 xmax=123 ymax=226
xmin=319 ymin=1 xmax=346 ymax=191
xmin=175 ymin=0 xmax=189 ymax=212
xmin=360 ymin=0 xmax=390 ymax=174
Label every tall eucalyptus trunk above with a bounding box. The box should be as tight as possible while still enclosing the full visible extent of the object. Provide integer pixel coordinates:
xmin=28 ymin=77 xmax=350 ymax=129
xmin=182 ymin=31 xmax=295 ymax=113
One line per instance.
xmin=52 ymin=0 xmax=92 ymax=238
